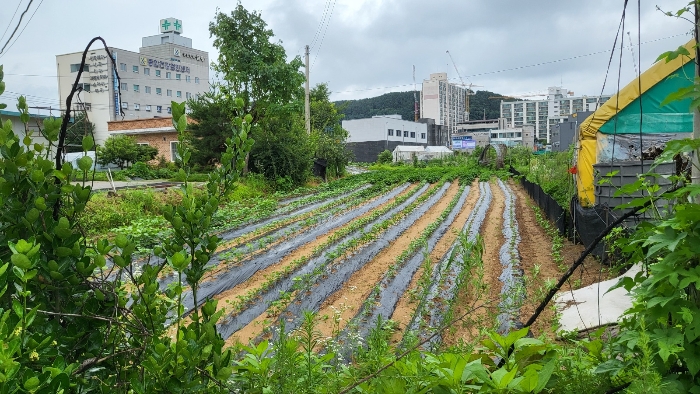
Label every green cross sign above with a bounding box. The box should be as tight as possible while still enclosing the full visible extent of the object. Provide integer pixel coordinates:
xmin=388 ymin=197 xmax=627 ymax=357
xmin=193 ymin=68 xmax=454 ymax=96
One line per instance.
xmin=161 ymin=20 xmax=171 ymax=30
xmin=174 ymin=20 xmax=181 ymax=31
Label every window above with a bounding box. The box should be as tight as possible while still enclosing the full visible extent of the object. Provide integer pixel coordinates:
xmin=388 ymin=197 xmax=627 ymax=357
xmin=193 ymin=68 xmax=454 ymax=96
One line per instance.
xmin=185 ymin=92 xmax=191 ymax=99
xmin=132 ymin=65 xmax=139 ymax=73
xmin=145 ymin=105 xmax=151 ymax=112
xmin=403 ymin=130 xmax=408 ymax=137
xmin=156 ymin=105 xmax=162 ymax=113
xmin=145 ymin=86 xmax=151 ymax=94
xmin=119 ymin=63 xmax=126 ymax=71
xmin=170 ymin=141 xmax=180 ymax=162
xmin=176 ymin=74 xmax=181 ymax=80
xmin=195 ymin=77 xmax=200 ymax=84
xmin=156 ymin=88 xmax=162 ymax=95
xmin=121 ymin=82 xmax=127 ymax=91
xmin=166 ymin=72 xmax=171 ymax=79
xmin=176 ymin=91 xmax=181 ymax=98
xmin=167 ymin=89 xmax=172 ymax=97
xmin=186 ymin=75 xmax=191 ymax=82
xmin=421 ymin=133 xmax=426 ymax=139
xmin=74 ymin=82 xmax=91 ymax=92
xmin=387 ymin=129 xmax=393 ymax=136
xmin=137 ymin=142 xmax=149 ymax=147
xmin=133 ymin=84 xmax=140 ymax=92
xmin=167 ymin=106 xmax=172 ymax=114
xmin=410 ymin=132 xmax=416 ymax=138
xmin=134 ymin=103 xmax=140 ymax=111
xmin=155 ymin=70 xmax=161 ymax=77
xmin=121 ymin=102 xmax=128 ymax=109
xmin=70 ymin=64 xmax=89 ymax=72
xmin=144 ymin=68 xmax=150 ymax=75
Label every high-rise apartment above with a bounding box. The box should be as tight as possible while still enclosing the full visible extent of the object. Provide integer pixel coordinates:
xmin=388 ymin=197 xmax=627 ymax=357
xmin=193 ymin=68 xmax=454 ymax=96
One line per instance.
xmin=56 ymin=18 xmax=209 ymax=145
xmin=500 ymin=87 xmax=611 ymax=143
xmin=420 ymin=72 xmax=469 ymax=135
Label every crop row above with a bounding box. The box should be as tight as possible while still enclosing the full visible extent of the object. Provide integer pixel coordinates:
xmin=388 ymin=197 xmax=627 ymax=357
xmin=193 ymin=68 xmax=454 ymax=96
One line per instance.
xmin=215 ymin=182 xmax=441 ymax=340
xmin=405 ymin=181 xmax=493 ymax=348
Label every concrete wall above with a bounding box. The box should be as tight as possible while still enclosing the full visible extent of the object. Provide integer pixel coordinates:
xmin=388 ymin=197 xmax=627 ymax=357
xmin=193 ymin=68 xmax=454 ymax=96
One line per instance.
xmin=346 ymin=140 xmax=424 ymax=163
xmin=343 ymin=116 xmax=427 ymax=144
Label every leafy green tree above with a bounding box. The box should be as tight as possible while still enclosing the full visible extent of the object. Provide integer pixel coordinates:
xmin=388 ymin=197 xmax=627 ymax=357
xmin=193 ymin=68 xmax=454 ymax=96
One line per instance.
xmin=310 ymin=83 xmax=352 ymax=178
xmin=248 ymin=113 xmax=312 ymax=188
xmin=187 ymin=89 xmax=233 ymax=165
xmin=97 ymin=134 xmax=157 ymax=169
xmin=209 ymin=2 xmax=304 ymax=124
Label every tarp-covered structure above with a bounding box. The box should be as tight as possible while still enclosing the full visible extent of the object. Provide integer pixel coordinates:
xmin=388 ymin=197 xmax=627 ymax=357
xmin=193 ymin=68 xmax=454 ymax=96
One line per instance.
xmin=576 ymin=40 xmax=696 ymax=205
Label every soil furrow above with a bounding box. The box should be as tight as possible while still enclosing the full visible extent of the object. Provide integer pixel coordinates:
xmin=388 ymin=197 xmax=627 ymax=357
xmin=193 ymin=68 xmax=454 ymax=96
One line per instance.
xmin=212 ymin=183 xmax=420 ymax=317
xmin=313 ymin=181 xmax=463 ymax=340
xmin=176 ymin=183 xmax=421 ymax=317
xmin=270 ymin=182 xmax=452 ymax=338
xmin=443 ymin=180 xmax=505 ymax=347
xmin=225 ymin=182 xmax=446 ymax=345
xmin=389 ymin=179 xmax=480 ymax=345
xmin=216 ymin=183 xmax=435 ymax=340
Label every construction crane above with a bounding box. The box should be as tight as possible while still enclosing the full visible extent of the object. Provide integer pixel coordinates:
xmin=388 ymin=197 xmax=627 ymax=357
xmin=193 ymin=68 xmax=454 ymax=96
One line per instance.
xmin=446 ymin=50 xmax=482 ymax=122
xmin=413 ymin=65 xmax=419 ymax=122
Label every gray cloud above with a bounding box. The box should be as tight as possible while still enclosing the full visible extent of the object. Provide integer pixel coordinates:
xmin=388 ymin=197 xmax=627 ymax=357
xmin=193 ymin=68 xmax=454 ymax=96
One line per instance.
xmin=0 ymin=0 xmax=693 ymax=113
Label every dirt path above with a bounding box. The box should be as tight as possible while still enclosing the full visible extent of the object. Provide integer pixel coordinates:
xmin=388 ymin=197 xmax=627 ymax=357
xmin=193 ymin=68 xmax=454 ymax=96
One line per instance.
xmin=509 ymin=180 xmax=613 ymax=338
xmin=509 ymin=181 xmax=560 ymax=338
xmin=389 ymin=179 xmax=480 ymax=345
xmin=212 ymin=184 xmax=420 ymax=318
xmin=313 ymin=181 xmax=463 ymax=339
xmin=443 ymin=180 xmax=505 ymax=347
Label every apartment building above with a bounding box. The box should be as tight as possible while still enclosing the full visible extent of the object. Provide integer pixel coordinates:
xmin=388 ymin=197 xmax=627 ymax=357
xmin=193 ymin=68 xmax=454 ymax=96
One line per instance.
xmin=56 ymin=18 xmax=209 ymax=145
xmin=500 ymin=86 xmax=611 ymax=143
xmin=420 ymin=72 xmax=469 ymax=135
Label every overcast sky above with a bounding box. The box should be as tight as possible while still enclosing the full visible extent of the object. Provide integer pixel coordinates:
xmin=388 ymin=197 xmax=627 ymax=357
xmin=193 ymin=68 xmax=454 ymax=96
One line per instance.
xmin=0 ymin=0 xmax=693 ymax=114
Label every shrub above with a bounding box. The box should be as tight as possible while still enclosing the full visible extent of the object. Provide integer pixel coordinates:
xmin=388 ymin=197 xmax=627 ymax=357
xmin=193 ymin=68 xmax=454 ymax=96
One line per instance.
xmin=377 ymin=149 xmax=392 ymax=164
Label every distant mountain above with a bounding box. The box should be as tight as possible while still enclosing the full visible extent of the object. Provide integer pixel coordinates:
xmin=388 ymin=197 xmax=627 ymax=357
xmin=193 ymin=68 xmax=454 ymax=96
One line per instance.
xmin=334 ymin=90 xmax=514 ymax=123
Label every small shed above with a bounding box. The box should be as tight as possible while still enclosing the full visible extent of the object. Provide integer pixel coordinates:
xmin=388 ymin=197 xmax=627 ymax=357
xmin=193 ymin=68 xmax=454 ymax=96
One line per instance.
xmin=393 ymin=145 xmax=425 ymax=162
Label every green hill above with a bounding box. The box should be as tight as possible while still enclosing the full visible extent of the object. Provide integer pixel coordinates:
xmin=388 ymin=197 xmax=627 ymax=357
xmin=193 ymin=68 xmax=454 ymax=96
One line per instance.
xmin=334 ymin=90 xmax=512 ymax=122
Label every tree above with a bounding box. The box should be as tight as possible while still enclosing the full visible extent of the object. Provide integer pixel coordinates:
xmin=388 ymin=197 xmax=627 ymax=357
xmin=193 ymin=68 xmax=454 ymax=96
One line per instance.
xmin=310 ymin=83 xmax=352 ymax=177
xmin=187 ymin=90 xmax=233 ymax=166
xmin=97 ymin=134 xmax=157 ymax=169
xmin=248 ymin=112 xmax=312 ymax=188
xmin=209 ymin=3 xmax=305 ymax=124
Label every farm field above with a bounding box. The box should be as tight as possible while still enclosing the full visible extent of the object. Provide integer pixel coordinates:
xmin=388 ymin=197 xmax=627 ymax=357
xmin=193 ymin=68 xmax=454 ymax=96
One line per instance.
xmin=159 ymin=169 xmax=606 ymax=354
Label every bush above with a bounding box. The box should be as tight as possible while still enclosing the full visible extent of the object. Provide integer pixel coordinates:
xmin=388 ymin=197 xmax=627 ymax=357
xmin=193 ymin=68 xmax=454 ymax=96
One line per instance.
xmin=376 ymin=149 xmax=392 ymax=164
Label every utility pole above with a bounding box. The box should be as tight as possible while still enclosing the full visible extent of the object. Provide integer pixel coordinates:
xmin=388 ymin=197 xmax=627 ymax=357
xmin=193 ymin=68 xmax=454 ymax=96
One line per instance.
xmin=305 ymin=45 xmax=311 ymax=134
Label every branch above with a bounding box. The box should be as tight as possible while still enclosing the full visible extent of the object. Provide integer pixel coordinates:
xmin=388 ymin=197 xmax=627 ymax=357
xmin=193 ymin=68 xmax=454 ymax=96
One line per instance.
xmin=523 ymin=185 xmax=681 ymax=328
xmin=72 ymin=347 xmax=143 ymax=375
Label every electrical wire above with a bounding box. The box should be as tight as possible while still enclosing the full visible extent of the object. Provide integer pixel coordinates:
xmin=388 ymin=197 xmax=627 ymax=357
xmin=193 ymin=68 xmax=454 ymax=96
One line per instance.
xmin=0 ymin=0 xmax=36 ymax=56
xmin=310 ymin=0 xmax=332 ymax=50
xmin=0 ymin=0 xmax=24 ymax=45
xmin=311 ymin=0 xmax=337 ymax=69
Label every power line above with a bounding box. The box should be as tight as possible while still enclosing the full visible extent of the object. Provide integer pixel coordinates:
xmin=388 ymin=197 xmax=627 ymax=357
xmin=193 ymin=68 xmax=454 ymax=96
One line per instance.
xmin=309 ymin=0 xmax=332 ymax=50
xmin=311 ymin=0 xmax=337 ymax=69
xmin=331 ymin=32 xmax=689 ymax=95
xmin=0 ymin=0 xmax=24 ymax=45
xmin=0 ymin=0 xmax=35 ymax=56
xmin=0 ymin=0 xmax=45 ymax=59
